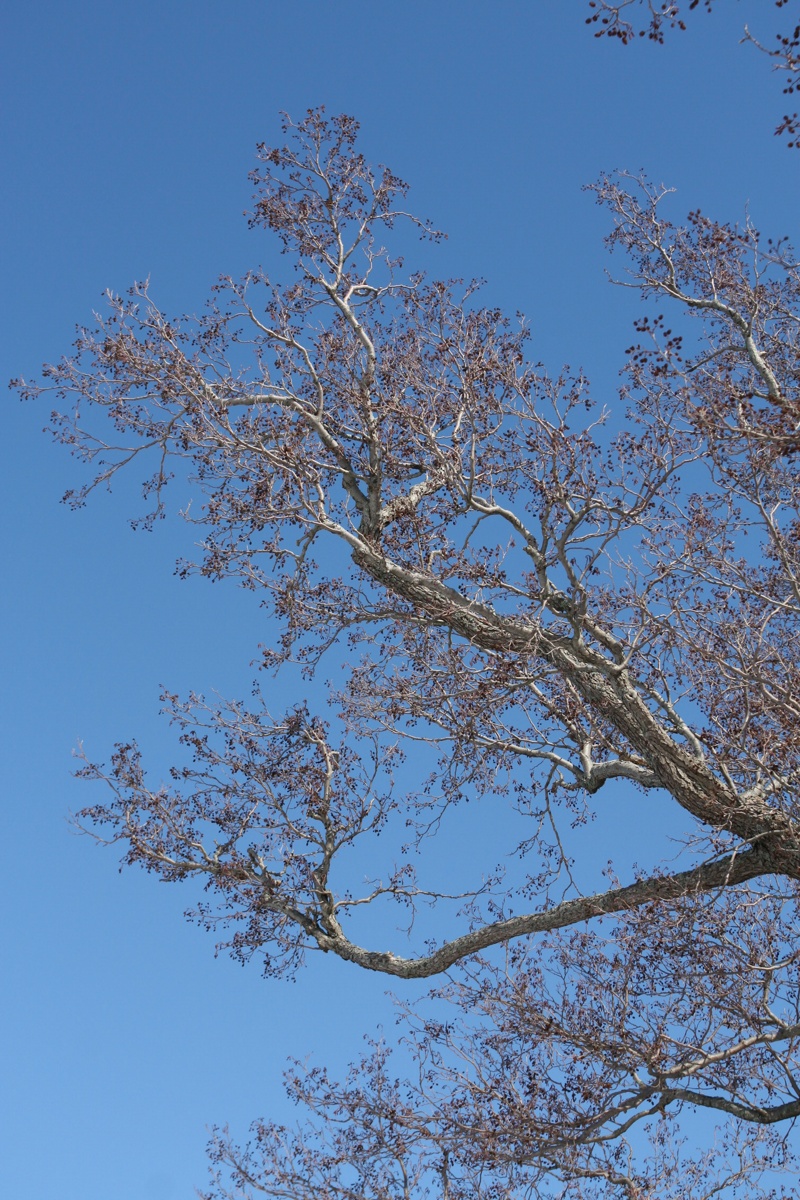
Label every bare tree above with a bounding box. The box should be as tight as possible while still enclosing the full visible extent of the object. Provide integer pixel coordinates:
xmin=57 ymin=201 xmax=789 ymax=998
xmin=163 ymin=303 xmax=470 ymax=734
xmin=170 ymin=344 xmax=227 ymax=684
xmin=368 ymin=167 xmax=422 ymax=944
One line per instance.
xmin=14 ymin=70 xmax=800 ymax=1200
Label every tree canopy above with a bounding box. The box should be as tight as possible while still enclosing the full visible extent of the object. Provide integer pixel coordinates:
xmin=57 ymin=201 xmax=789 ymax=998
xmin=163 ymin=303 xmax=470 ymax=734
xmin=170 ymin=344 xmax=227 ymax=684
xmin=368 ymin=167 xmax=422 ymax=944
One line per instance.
xmin=16 ymin=4 xmax=800 ymax=1198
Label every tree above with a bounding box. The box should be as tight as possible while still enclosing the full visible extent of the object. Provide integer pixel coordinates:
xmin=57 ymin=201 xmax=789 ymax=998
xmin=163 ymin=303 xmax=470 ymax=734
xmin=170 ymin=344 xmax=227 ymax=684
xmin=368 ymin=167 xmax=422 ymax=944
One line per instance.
xmin=15 ymin=8 xmax=800 ymax=1199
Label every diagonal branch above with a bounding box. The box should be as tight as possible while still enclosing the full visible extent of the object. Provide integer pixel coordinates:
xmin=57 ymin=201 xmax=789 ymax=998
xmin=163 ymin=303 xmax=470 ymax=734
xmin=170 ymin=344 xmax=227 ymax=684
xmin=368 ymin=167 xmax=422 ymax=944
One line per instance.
xmin=311 ymin=843 xmax=777 ymax=978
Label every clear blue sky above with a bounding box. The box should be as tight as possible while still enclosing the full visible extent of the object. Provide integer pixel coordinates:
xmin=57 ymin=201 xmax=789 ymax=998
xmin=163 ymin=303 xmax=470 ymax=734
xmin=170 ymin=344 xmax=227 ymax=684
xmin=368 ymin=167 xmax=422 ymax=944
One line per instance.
xmin=2 ymin=3 xmax=796 ymax=1197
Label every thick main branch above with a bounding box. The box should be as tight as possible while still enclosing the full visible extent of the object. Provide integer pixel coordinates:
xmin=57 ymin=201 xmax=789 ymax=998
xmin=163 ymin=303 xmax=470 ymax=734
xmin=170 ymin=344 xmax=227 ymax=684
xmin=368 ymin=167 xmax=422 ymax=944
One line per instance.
xmin=312 ymin=845 xmax=776 ymax=977
xmin=352 ymin=542 xmax=800 ymax=877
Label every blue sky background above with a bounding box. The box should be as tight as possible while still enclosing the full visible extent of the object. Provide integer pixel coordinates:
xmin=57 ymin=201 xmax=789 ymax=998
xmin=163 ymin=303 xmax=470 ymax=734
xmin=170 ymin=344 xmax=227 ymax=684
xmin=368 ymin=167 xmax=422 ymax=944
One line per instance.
xmin=2 ymin=2 xmax=797 ymax=1197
